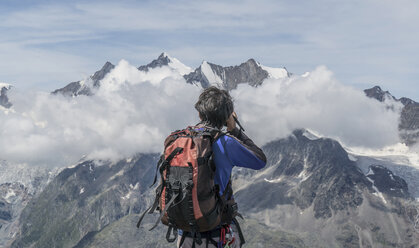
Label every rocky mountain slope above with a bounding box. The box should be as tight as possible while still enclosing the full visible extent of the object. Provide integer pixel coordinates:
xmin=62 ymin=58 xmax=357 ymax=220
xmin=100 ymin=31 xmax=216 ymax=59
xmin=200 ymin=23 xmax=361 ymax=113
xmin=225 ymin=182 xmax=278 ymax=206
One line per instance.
xmin=233 ymin=130 xmax=418 ymax=247
xmin=10 ymin=130 xmax=419 ymax=247
xmin=365 ymin=86 xmax=419 ymax=145
xmin=0 ymin=183 xmax=31 ymax=247
xmin=11 ymin=154 xmax=159 ymax=248
xmin=0 ymin=162 xmax=57 ymax=247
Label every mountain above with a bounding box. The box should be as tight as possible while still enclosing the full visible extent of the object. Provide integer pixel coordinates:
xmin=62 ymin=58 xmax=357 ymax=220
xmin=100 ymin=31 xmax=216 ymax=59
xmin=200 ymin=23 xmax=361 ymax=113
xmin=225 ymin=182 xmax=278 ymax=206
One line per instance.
xmin=364 ymin=86 xmax=419 ymax=145
xmin=233 ymin=129 xmax=418 ymax=247
xmin=0 ymin=83 xmax=12 ymax=108
xmin=364 ymin=86 xmax=396 ymax=102
xmin=52 ymin=62 xmax=115 ymax=97
xmin=11 ymin=130 xmax=418 ymax=247
xmin=11 ymin=154 xmax=159 ymax=248
xmin=52 ymin=53 xmax=289 ymax=96
xmin=52 ymin=53 xmax=194 ymax=97
xmin=184 ymin=59 xmax=289 ymax=90
xmin=138 ymin=52 xmax=193 ymax=75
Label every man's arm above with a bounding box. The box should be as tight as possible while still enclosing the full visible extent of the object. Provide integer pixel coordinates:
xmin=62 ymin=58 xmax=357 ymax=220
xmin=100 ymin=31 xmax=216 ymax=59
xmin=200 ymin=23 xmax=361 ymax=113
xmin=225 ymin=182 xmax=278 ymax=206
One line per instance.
xmin=223 ymin=112 xmax=266 ymax=168
xmin=223 ymin=127 xmax=267 ymax=169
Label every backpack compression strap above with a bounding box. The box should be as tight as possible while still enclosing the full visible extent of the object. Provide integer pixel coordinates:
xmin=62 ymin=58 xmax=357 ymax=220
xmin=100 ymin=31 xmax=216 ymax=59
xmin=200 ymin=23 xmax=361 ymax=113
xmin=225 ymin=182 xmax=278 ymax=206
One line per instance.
xmin=136 ymin=147 xmax=184 ymax=229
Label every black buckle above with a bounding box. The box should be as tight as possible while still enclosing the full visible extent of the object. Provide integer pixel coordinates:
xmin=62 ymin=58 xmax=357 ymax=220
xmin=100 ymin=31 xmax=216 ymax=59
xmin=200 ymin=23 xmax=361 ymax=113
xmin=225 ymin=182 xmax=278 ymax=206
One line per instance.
xmin=172 ymin=181 xmax=181 ymax=192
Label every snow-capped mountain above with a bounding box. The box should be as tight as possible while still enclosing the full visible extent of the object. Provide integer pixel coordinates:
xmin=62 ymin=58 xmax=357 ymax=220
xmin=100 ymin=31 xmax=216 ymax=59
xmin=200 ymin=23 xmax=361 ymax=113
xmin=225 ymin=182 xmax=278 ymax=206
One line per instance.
xmin=184 ymin=58 xmax=289 ymax=90
xmin=53 ymin=53 xmax=289 ymax=96
xmin=0 ymin=83 xmax=12 ymax=108
xmin=138 ymin=52 xmax=193 ymax=75
xmin=52 ymin=53 xmax=193 ymax=97
xmin=52 ymin=62 xmax=115 ymax=97
xmin=365 ymin=86 xmax=419 ymax=145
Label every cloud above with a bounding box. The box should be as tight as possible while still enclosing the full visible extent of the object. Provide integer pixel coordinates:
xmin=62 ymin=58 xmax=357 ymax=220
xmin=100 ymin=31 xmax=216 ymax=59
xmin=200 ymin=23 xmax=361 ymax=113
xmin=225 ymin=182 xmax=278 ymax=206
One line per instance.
xmin=0 ymin=60 xmax=402 ymax=167
xmin=232 ymin=66 xmax=402 ymax=148
xmin=1 ymin=60 xmax=200 ymax=166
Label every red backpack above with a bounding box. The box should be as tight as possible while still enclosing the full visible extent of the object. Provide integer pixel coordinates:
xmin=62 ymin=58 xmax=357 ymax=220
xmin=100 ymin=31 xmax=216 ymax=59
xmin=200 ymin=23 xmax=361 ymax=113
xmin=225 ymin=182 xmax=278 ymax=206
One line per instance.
xmin=137 ymin=126 xmax=237 ymax=244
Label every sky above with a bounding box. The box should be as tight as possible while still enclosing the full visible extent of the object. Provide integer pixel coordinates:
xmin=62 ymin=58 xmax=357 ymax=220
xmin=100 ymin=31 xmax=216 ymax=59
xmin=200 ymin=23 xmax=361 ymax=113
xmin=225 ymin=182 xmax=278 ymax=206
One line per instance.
xmin=0 ymin=0 xmax=418 ymax=100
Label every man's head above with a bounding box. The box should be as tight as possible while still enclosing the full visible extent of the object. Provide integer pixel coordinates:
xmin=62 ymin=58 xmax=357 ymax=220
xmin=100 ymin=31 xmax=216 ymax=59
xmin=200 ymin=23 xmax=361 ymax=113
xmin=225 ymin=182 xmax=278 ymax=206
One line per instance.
xmin=195 ymin=86 xmax=234 ymax=128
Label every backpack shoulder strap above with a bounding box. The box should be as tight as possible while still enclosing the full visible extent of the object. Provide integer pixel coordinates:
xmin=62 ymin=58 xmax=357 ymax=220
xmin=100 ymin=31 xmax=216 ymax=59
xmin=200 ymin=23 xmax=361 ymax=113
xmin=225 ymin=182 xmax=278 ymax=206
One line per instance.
xmin=192 ymin=125 xmax=224 ymax=143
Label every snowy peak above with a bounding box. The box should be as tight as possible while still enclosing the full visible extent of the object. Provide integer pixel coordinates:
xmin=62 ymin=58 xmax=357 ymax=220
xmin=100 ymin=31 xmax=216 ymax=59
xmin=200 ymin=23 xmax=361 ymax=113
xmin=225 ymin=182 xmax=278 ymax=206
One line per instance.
xmin=184 ymin=58 xmax=285 ymax=90
xmin=257 ymin=61 xmax=290 ymax=79
xmin=53 ymin=52 xmax=194 ymax=97
xmin=138 ymin=52 xmax=192 ymax=75
xmin=91 ymin=61 xmax=115 ymax=87
xmin=53 ymin=54 xmax=291 ymax=97
xmin=52 ymin=61 xmax=115 ymax=97
xmin=138 ymin=52 xmax=170 ymax=71
xmin=0 ymin=83 xmax=11 ymax=90
xmin=199 ymin=60 xmax=225 ymax=88
xmin=0 ymin=83 xmax=12 ymax=108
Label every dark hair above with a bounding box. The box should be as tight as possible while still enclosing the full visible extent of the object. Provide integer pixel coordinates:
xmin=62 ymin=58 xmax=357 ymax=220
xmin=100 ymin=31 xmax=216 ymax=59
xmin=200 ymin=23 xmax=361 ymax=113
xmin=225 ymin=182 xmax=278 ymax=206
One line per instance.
xmin=195 ymin=86 xmax=234 ymax=128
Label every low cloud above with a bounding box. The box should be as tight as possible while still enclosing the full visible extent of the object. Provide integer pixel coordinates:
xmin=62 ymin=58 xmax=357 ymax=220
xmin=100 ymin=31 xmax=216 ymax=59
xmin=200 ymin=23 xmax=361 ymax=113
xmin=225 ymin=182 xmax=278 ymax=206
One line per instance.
xmin=1 ymin=60 xmax=200 ymax=166
xmin=0 ymin=62 xmax=402 ymax=167
xmin=233 ymin=66 xmax=402 ymax=148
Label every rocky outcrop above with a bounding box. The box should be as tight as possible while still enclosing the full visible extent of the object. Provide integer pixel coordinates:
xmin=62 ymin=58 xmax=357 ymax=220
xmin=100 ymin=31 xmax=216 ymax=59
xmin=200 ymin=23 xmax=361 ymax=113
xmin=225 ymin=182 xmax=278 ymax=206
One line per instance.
xmin=0 ymin=85 xmax=12 ymax=108
xmin=364 ymin=86 xmax=396 ymax=102
xmin=138 ymin=53 xmax=171 ymax=72
xmin=366 ymin=165 xmax=409 ymax=198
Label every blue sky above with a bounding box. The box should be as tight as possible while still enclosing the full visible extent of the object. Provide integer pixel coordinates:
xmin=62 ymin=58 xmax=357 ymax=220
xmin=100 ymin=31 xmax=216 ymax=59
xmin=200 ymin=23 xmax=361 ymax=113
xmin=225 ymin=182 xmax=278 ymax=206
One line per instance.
xmin=1 ymin=0 xmax=418 ymax=100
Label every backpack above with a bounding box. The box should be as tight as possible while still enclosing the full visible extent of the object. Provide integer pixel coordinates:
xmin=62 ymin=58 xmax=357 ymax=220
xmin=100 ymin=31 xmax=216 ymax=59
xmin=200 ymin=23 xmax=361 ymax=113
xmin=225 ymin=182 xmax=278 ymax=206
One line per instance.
xmin=136 ymin=126 xmax=241 ymax=244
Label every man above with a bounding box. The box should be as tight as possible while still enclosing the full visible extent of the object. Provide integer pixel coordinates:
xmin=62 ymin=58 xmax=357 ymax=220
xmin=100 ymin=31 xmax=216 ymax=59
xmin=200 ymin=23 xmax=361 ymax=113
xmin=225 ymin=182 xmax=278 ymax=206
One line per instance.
xmin=178 ymin=86 xmax=267 ymax=248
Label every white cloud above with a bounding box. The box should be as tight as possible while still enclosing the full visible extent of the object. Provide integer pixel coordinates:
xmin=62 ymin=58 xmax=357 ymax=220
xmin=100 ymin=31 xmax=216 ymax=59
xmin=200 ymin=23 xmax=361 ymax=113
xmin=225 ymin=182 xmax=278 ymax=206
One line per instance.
xmin=0 ymin=61 xmax=403 ymax=167
xmin=1 ymin=60 xmax=200 ymax=166
xmin=232 ymin=66 xmax=402 ymax=148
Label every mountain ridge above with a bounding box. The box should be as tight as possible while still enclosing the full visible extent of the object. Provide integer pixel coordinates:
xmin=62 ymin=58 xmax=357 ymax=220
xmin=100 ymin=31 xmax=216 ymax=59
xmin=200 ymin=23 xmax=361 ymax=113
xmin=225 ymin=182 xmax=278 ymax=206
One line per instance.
xmin=364 ymin=85 xmax=419 ymax=145
xmin=52 ymin=53 xmax=288 ymax=96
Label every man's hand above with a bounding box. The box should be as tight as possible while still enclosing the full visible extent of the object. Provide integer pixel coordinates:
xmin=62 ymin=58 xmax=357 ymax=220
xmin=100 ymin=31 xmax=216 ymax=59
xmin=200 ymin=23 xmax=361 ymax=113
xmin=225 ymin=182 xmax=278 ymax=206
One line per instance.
xmin=226 ymin=112 xmax=237 ymax=132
